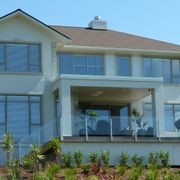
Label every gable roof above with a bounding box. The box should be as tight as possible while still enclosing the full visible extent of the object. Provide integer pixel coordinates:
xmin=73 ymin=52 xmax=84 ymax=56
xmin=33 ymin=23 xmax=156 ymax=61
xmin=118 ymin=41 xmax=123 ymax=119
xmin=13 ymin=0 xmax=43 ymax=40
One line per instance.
xmin=0 ymin=9 xmax=71 ymax=43
xmin=51 ymin=26 xmax=180 ymax=51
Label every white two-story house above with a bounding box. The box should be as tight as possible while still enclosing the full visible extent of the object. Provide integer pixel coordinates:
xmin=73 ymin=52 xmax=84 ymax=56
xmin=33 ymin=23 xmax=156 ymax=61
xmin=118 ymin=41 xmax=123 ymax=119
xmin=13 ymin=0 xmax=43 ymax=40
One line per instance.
xmin=0 ymin=9 xmax=180 ymax=165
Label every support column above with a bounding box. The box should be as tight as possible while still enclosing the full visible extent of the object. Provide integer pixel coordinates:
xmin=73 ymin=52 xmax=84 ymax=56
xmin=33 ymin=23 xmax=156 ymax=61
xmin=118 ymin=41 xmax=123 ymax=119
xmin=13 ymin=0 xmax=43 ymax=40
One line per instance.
xmin=151 ymin=85 xmax=164 ymax=138
xmin=59 ymin=81 xmax=72 ymax=136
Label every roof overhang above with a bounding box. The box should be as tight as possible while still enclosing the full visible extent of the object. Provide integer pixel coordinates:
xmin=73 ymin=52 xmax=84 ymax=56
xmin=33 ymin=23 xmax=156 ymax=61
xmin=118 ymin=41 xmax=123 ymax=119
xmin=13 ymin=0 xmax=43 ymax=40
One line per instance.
xmin=0 ymin=9 xmax=72 ymax=44
xmin=60 ymin=45 xmax=180 ymax=57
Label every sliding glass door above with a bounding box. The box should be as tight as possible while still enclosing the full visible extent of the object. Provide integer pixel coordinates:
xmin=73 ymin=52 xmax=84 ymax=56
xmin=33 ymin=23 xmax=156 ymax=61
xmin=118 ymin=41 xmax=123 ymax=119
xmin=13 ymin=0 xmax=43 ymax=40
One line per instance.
xmin=78 ymin=103 xmax=130 ymax=136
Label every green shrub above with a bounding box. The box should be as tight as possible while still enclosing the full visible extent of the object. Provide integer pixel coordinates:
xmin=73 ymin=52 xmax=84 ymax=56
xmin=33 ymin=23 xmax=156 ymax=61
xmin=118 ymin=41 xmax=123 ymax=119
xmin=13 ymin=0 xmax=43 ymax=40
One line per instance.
xmin=119 ymin=152 xmax=129 ymax=167
xmin=45 ymin=163 xmax=60 ymax=178
xmin=64 ymin=168 xmax=77 ymax=180
xmin=73 ymin=150 xmax=83 ymax=167
xmin=146 ymin=163 xmax=159 ymax=180
xmin=49 ymin=137 xmax=63 ymax=164
xmin=82 ymin=164 xmax=91 ymax=174
xmin=2 ymin=131 xmax=14 ymax=163
xmin=89 ymin=152 xmax=99 ymax=164
xmin=129 ymin=166 xmax=143 ymax=180
xmin=62 ymin=152 xmax=72 ymax=167
xmin=101 ymin=150 xmax=110 ymax=167
xmin=148 ymin=152 xmax=159 ymax=166
xmin=117 ymin=165 xmax=126 ymax=175
xmin=158 ymin=151 xmax=169 ymax=168
xmin=7 ymin=158 xmax=22 ymax=180
xmin=29 ymin=144 xmax=44 ymax=172
xmin=132 ymin=154 xmax=144 ymax=167
xmin=34 ymin=171 xmax=49 ymax=180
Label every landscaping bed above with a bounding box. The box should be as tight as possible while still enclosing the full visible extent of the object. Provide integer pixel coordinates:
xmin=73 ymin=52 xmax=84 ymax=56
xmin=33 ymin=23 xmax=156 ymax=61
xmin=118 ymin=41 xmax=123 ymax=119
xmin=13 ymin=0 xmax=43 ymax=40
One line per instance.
xmin=0 ymin=165 xmax=180 ymax=179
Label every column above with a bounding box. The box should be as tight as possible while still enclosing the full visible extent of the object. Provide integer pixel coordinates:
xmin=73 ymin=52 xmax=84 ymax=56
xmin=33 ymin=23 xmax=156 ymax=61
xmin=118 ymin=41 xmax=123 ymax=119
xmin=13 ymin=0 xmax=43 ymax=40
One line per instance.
xmin=151 ymin=85 xmax=164 ymax=138
xmin=59 ymin=81 xmax=72 ymax=136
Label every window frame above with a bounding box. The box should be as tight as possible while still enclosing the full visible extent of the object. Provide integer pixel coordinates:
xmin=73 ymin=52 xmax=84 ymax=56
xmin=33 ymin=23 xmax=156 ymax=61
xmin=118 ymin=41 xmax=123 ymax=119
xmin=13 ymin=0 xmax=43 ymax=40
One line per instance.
xmin=0 ymin=95 xmax=42 ymax=139
xmin=116 ymin=56 xmax=131 ymax=76
xmin=142 ymin=57 xmax=180 ymax=84
xmin=0 ymin=42 xmax=41 ymax=73
xmin=164 ymin=103 xmax=180 ymax=132
xmin=59 ymin=53 xmax=105 ymax=75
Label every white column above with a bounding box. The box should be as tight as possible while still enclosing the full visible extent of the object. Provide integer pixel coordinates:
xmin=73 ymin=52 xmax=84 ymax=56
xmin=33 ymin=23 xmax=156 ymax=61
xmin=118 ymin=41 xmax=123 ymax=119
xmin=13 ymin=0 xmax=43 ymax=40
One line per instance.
xmin=105 ymin=54 xmax=116 ymax=76
xmin=131 ymin=55 xmax=142 ymax=77
xmin=59 ymin=81 xmax=72 ymax=136
xmin=151 ymin=85 xmax=164 ymax=138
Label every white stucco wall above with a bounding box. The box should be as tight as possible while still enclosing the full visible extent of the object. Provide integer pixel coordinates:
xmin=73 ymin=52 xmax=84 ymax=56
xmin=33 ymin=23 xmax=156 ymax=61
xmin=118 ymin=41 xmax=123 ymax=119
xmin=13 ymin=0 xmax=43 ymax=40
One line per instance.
xmin=0 ymin=15 xmax=60 ymax=136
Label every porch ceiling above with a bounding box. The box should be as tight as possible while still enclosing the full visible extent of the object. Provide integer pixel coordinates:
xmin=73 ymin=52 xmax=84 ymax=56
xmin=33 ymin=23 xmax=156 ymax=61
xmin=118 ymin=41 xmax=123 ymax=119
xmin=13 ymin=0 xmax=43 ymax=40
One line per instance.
xmin=72 ymin=86 xmax=151 ymax=103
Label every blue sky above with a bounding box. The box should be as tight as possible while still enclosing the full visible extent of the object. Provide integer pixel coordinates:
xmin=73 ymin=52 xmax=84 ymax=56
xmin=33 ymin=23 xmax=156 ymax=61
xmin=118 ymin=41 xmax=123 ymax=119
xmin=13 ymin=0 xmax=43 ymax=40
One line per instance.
xmin=0 ymin=0 xmax=180 ymax=44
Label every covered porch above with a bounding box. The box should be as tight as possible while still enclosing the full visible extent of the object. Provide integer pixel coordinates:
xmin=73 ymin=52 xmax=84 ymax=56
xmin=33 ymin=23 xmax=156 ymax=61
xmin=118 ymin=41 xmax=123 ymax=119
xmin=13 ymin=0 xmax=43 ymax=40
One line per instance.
xmin=52 ymin=75 xmax=164 ymax=141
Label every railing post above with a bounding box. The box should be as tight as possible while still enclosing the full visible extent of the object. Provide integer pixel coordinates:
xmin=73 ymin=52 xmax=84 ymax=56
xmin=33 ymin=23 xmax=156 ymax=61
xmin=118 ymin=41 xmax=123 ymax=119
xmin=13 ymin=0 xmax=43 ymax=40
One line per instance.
xmin=60 ymin=116 xmax=64 ymax=141
xmin=157 ymin=117 xmax=161 ymax=141
xmin=134 ymin=118 xmax=137 ymax=141
xmin=110 ymin=118 xmax=113 ymax=141
xmin=18 ymin=143 xmax=21 ymax=160
xmin=85 ymin=117 xmax=88 ymax=141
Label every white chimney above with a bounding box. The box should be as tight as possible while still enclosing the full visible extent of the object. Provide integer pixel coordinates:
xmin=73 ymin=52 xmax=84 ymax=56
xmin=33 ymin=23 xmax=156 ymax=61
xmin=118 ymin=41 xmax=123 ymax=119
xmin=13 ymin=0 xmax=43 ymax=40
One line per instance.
xmin=88 ymin=16 xmax=107 ymax=30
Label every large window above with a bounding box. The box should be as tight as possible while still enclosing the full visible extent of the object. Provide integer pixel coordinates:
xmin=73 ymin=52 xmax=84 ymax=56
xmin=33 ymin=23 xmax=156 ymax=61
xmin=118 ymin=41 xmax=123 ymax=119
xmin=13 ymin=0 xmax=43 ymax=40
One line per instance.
xmin=117 ymin=56 xmax=131 ymax=76
xmin=0 ymin=95 xmax=41 ymax=139
xmin=0 ymin=43 xmax=41 ymax=72
xmin=164 ymin=104 xmax=180 ymax=132
xmin=59 ymin=53 xmax=104 ymax=75
xmin=143 ymin=57 xmax=180 ymax=83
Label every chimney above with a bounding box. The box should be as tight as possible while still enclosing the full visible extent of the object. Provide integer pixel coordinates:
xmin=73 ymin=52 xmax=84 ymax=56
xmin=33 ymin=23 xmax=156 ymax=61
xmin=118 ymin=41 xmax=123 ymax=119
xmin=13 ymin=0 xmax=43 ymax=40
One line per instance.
xmin=88 ymin=16 xmax=107 ymax=30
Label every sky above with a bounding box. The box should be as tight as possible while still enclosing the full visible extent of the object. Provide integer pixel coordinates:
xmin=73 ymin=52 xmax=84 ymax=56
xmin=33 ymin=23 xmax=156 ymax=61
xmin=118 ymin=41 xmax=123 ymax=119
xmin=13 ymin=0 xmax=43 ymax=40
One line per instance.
xmin=0 ymin=0 xmax=180 ymax=45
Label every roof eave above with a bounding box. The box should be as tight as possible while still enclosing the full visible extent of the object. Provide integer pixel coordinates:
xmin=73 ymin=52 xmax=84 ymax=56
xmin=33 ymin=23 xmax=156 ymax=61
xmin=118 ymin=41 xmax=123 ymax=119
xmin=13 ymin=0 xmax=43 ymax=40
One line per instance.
xmin=60 ymin=45 xmax=180 ymax=56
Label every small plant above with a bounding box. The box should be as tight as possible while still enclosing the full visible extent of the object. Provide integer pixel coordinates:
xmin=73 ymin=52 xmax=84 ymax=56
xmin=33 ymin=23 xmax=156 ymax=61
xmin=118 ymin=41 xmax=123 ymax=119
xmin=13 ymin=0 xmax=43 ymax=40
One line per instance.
xmin=117 ymin=165 xmax=126 ymax=175
xmin=2 ymin=131 xmax=14 ymax=163
xmin=45 ymin=163 xmax=61 ymax=178
xmin=101 ymin=150 xmax=110 ymax=167
xmin=129 ymin=166 xmax=143 ymax=180
xmin=158 ymin=151 xmax=169 ymax=168
xmin=34 ymin=171 xmax=49 ymax=180
xmin=29 ymin=144 xmax=44 ymax=173
xmin=132 ymin=154 xmax=144 ymax=166
xmin=49 ymin=137 xmax=63 ymax=164
xmin=73 ymin=150 xmax=83 ymax=167
xmin=148 ymin=152 xmax=159 ymax=166
xmin=64 ymin=168 xmax=77 ymax=180
xmin=62 ymin=152 xmax=72 ymax=167
xmin=7 ymin=158 xmax=22 ymax=180
xmin=146 ymin=164 xmax=159 ymax=180
xmin=89 ymin=152 xmax=99 ymax=164
xmin=82 ymin=164 xmax=91 ymax=174
xmin=119 ymin=152 xmax=129 ymax=167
